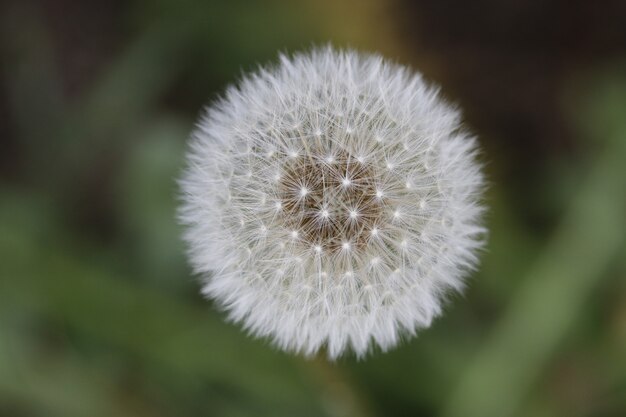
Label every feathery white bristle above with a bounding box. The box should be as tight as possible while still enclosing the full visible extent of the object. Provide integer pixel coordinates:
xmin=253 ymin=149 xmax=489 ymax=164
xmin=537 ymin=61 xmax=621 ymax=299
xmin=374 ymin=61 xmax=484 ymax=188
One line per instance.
xmin=179 ymin=47 xmax=486 ymax=359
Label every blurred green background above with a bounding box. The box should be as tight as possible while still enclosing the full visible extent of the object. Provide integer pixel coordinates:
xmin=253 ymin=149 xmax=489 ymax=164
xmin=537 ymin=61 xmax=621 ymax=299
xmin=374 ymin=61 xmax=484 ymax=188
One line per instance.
xmin=1 ymin=1 xmax=626 ymax=416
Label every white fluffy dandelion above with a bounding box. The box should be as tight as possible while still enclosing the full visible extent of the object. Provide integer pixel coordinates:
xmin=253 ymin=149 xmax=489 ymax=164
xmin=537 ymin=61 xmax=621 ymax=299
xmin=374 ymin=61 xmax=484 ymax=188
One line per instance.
xmin=179 ymin=47 xmax=485 ymax=359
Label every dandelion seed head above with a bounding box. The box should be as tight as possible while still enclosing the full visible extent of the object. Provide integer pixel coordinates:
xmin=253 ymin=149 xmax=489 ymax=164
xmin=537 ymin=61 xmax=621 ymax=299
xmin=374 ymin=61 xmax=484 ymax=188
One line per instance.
xmin=179 ymin=47 xmax=485 ymax=359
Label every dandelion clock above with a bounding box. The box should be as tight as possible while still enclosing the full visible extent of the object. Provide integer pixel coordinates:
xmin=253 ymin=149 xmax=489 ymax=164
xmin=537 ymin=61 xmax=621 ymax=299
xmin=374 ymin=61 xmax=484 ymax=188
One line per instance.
xmin=179 ymin=47 xmax=485 ymax=359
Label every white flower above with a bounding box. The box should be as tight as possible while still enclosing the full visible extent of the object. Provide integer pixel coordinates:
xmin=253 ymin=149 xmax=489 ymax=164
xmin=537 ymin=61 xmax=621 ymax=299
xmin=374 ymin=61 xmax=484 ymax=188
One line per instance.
xmin=179 ymin=47 xmax=485 ymax=359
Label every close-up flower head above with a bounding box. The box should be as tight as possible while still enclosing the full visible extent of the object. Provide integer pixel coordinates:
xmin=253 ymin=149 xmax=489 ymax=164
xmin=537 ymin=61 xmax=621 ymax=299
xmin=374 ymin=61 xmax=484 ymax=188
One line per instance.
xmin=179 ymin=48 xmax=485 ymax=358
xmin=4 ymin=1 xmax=626 ymax=416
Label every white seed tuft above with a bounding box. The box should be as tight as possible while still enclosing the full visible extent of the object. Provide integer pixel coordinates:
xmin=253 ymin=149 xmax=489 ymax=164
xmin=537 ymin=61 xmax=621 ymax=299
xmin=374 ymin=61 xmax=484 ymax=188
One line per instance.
xmin=179 ymin=47 xmax=486 ymax=359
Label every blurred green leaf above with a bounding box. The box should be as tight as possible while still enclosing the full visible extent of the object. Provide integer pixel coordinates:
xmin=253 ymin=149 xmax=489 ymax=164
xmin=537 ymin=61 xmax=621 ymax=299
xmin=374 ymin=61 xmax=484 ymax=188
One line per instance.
xmin=0 ymin=212 xmax=329 ymax=416
xmin=442 ymin=73 xmax=626 ymax=417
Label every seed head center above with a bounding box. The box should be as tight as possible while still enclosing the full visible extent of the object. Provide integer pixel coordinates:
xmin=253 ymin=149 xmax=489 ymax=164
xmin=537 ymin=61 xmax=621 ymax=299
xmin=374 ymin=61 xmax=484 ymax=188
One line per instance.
xmin=280 ymin=151 xmax=383 ymax=253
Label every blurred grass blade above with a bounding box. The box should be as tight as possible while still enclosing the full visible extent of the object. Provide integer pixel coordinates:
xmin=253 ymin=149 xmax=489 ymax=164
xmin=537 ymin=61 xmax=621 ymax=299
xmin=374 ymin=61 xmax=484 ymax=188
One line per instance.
xmin=0 ymin=324 xmax=150 ymax=417
xmin=442 ymin=77 xmax=626 ymax=417
xmin=0 ymin=200 xmax=330 ymax=415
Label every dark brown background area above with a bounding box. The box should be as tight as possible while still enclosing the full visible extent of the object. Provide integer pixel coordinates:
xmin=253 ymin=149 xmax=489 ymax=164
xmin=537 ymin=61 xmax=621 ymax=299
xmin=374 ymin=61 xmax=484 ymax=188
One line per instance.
xmin=401 ymin=0 xmax=626 ymax=229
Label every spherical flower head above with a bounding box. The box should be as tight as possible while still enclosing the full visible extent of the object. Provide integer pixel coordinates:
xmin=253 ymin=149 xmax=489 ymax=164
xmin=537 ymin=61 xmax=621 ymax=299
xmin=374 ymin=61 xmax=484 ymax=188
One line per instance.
xmin=179 ymin=47 xmax=485 ymax=359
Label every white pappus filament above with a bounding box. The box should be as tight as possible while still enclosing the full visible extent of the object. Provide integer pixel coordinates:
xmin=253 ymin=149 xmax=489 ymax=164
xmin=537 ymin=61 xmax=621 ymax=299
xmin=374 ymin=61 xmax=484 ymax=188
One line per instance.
xmin=179 ymin=47 xmax=485 ymax=359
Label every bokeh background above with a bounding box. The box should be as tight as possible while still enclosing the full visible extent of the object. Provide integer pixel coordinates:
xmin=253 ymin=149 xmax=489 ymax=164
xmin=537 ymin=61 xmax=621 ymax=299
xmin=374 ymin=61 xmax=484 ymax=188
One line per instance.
xmin=2 ymin=1 xmax=626 ymax=416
